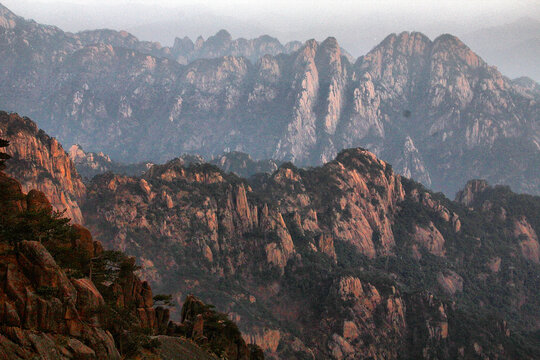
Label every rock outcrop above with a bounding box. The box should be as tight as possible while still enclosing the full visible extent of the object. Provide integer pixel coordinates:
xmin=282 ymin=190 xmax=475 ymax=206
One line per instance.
xmin=0 ymin=3 xmax=539 ymax=196
xmin=0 ymin=171 xmax=117 ymax=359
xmin=173 ymin=295 xmax=263 ymax=360
xmin=82 ymin=146 xmax=540 ymax=359
xmin=0 ymin=153 xmax=262 ymax=359
xmin=0 ymin=111 xmax=86 ymax=223
xmin=455 ymin=179 xmax=490 ymax=207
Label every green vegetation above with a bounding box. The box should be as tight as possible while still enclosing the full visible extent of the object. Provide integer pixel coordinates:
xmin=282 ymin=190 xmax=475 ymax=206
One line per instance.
xmin=179 ymin=296 xmax=255 ymax=359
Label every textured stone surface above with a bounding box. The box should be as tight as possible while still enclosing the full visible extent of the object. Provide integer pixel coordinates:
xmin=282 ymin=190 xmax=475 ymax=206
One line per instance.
xmin=0 ymin=4 xmax=539 ymax=196
xmin=0 ymin=112 xmax=86 ymax=223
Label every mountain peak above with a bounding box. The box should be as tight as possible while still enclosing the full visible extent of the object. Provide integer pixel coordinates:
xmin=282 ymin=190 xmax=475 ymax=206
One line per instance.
xmin=321 ymin=36 xmax=339 ymax=48
xmin=0 ymin=2 xmax=19 ymax=29
xmin=455 ymin=179 xmax=490 ymax=206
xmin=213 ymin=29 xmax=232 ymax=41
xmin=433 ymin=33 xmax=466 ymax=47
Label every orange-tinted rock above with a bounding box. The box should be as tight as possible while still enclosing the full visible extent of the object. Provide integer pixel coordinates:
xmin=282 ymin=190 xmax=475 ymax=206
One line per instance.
xmin=72 ymin=278 xmax=104 ymax=317
xmin=25 ymin=189 xmax=52 ymax=213
xmin=71 ymin=224 xmax=96 ymax=257
xmin=1 ymin=112 xmax=86 ymax=224
xmin=413 ymin=222 xmax=446 ymax=257
xmin=437 ymin=271 xmax=463 ymax=295
xmin=513 ymin=217 xmax=540 ymax=263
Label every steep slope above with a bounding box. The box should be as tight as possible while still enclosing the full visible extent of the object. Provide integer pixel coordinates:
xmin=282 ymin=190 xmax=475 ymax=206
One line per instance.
xmin=0 ymin=140 xmax=263 ymax=360
xmin=0 ymin=111 xmax=86 ymax=223
xmin=0 ymin=170 xmax=151 ymax=359
xmin=83 ymin=147 xmax=540 ymax=359
xmin=0 ymin=4 xmax=538 ymax=196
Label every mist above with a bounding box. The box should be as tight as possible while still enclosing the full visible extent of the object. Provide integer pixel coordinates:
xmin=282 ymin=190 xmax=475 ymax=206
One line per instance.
xmin=2 ymin=0 xmax=539 ymax=79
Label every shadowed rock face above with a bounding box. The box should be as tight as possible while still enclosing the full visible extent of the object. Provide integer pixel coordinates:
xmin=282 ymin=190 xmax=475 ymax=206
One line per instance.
xmin=0 ymin=4 xmax=539 ymax=196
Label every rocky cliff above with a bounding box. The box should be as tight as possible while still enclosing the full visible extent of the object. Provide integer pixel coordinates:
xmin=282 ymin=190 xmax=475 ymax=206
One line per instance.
xmin=0 ymin=111 xmax=86 ymax=223
xmin=0 ymin=170 xmax=147 ymax=358
xmin=0 ymin=133 xmax=262 ymax=359
xmin=0 ymin=4 xmax=538 ymax=196
xmin=2 ymin=109 xmax=539 ymax=358
xmin=82 ymin=146 xmax=540 ymax=359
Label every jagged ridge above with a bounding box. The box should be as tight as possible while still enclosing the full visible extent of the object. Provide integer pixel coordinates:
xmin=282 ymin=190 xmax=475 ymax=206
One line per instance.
xmin=0 ymin=4 xmax=538 ymax=196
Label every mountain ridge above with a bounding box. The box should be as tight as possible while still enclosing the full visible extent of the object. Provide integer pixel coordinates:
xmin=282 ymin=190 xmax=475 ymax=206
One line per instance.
xmin=3 ymin=110 xmax=540 ymax=359
xmin=0 ymin=3 xmax=538 ymax=198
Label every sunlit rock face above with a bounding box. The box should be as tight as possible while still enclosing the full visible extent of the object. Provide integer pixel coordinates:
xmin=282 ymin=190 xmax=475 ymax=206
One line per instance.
xmin=0 ymin=3 xmax=539 ymax=196
xmin=0 ymin=111 xmax=86 ymax=224
xmin=82 ymin=146 xmax=540 ymax=359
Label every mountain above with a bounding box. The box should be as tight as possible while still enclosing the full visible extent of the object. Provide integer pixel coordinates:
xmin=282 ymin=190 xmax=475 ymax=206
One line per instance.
xmin=77 ymin=28 xmax=304 ymax=65
xmin=68 ymin=144 xmax=153 ymax=180
xmin=4 ymin=110 xmax=540 ymax=358
xmin=462 ymin=17 xmax=540 ymax=82
xmin=0 ymin=124 xmax=263 ymax=360
xmin=82 ymin=146 xmax=540 ymax=358
xmin=0 ymin=111 xmax=86 ymax=223
xmin=0 ymin=4 xmax=538 ymax=197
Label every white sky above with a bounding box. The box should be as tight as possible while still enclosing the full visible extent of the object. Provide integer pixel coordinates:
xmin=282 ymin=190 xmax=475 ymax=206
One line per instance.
xmin=2 ymin=0 xmax=539 ymax=56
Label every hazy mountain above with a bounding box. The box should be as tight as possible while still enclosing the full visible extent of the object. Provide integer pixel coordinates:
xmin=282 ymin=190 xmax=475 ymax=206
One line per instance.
xmin=461 ymin=17 xmax=540 ymax=81
xmin=0 ymin=149 xmax=263 ymax=360
xmin=82 ymin=146 xmax=540 ymax=359
xmin=0 ymin=3 xmax=539 ymax=199
xmin=4 ymin=109 xmax=540 ymax=359
xmin=3 ymin=2 xmax=540 ymax=359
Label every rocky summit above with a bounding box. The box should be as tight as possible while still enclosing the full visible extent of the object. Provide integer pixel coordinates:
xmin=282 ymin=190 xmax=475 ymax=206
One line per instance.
xmin=0 ymin=4 xmax=538 ymax=196
xmin=0 ymin=128 xmax=263 ymax=359
xmin=1 ymin=2 xmax=540 ymax=358
xmin=81 ymin=145 xmax=540 ymax=358
xmin=0 ymin=111 xmax=86 ymax=224
xmin=2 ymin=110 xmax=540 ymax=358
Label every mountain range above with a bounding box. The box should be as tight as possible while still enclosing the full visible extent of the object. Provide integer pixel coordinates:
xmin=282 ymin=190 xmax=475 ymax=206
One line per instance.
xmin=1 ymin=4 xmax=540 ymax=357
xmin=0 ymin=3 xmax=538 ymax=198
xmin=2 ymin=111 xmax=540 ymax=359
xmin=0 ymin=120 xmax=264 ymax=359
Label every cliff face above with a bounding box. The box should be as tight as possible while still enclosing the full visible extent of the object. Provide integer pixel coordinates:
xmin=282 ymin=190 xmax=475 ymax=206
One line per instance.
xmin=0 ymin=4 xmax=538 ymax=196
xmin=0 ymin=172 xmax=132 ymax=359
xmin=82 ymin=146 xmax=540 ymax=359
xmin=0 ymin=158 xmax=262 ymax=359
xmin=0 ymin=112 xmax=86 ymax=224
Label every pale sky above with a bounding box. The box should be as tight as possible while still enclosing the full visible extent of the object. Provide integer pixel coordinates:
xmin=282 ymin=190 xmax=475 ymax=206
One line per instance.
xmin=2 ymin=0 xmax=539 ymax=56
